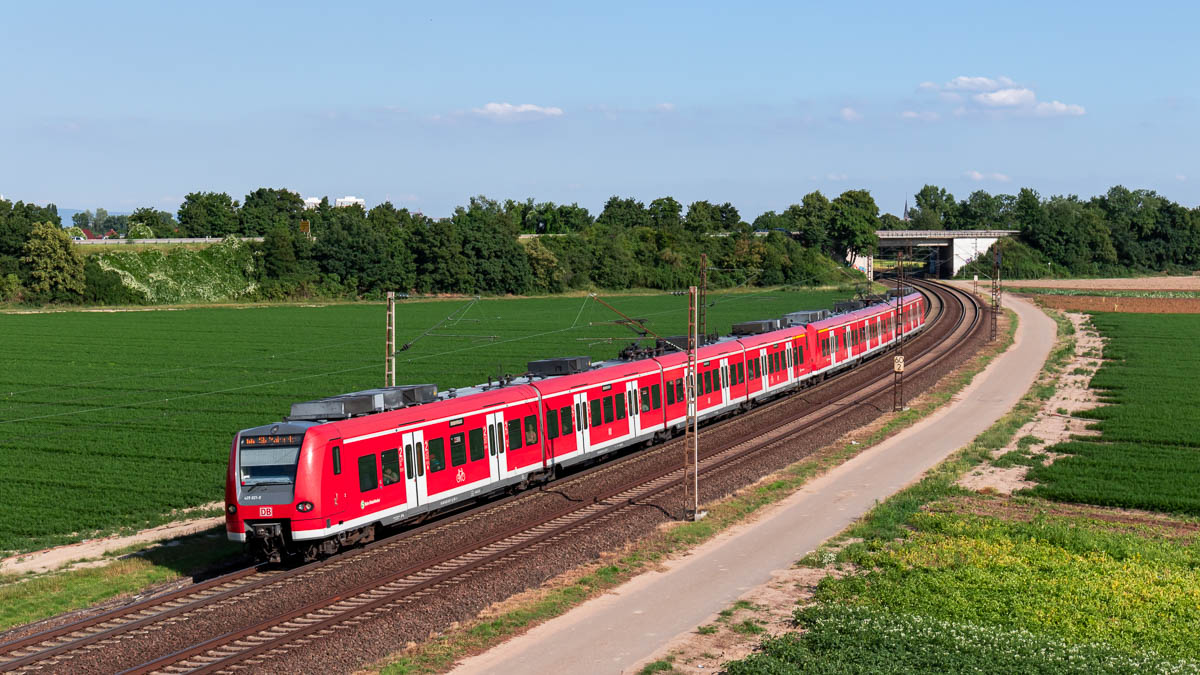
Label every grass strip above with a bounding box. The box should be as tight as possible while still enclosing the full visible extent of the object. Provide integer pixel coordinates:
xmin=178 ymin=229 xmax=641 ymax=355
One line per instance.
xmin=0 ymin=527 xmax=242 ymax=632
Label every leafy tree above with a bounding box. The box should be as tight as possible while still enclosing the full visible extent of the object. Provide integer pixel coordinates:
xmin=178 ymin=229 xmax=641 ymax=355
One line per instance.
xmin=127 ymin=223 xmax=155 ymax=239
xmin=648 ymin=197 xmax=683 ymax=231
xmin=129 ymin=207 xmax=176 ymax=237
xmin=909 ymin=185 xmax=958 ymax=230
xmin=410 ymin=218 xmax=473 ymax=294
xmin=240 ymin=188 xmax=304 ymax=236
xmin=828 ymin=190 xmax=880 ymax=261
xmin=0 ymin=198 xmax=61 ymax=278
xmin=452 ymin=196 xmax=533 ymax=294
xmin=877 ymin=213 xmax=905 ymax=230
xmin=784 ymin=191 xmax=833 ymax=251
xmin=596 ymin=196 xmax=650 ymax=230
xmin=177 ymin=192 xmax=239 ymax=237
xmin=21 ymin=222 xmax=84 ymax=302
xmin=957 ymin=190 xmax=1010 ymax=230
xmin=72 ymin=211 xmax=92 ymax=229
xmin=752 ymin=210 xmax=788 ymax=231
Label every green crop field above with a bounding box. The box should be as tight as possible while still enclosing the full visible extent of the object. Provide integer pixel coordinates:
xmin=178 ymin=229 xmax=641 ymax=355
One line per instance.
xmin=0 ymin=287 xmax=852 ymax=553
xmin=1025 ymin=313 xmax=1200 ymax=514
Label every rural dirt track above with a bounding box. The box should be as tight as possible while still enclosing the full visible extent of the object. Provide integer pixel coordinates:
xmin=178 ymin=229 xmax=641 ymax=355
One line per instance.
xmin=1005 ymin=276 xmax=1200 ymax=291
xmin=1033 ymin=296 xmax=1200 ymax=313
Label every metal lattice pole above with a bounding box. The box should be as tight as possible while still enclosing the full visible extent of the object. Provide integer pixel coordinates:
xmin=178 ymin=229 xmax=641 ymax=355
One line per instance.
xmin=698 ymin=254 xmax=708 ymax=341
xmin=893 ymin=252 xmax=905 ymax=412
xmin=683 ymin=286 xmax=700 ymax=521
xmin=990 ymin=250 xmax=1001 ymax=341
xmin=385 ymin=291 xmax=396 ymax=387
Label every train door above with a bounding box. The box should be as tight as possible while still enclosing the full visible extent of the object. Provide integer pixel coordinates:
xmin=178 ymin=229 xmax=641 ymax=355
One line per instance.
xmin=485 ymin=411 xmax=507 ymax=480
xmin=719 ymin=357 xmax=730 ymax=406
xmin=323 ymin=438 xmax=347 ymax=521
xmin=572 ymin=391 xmax=590 ymax=454
xmin=400 ymin=430 xmax=426 ymax=506
xmin=625 ymin=380 xmax=640 ymax=437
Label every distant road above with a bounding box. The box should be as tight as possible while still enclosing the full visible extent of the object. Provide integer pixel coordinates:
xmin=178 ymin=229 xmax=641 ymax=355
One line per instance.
xmin=75 ymin=237 xmax=264 ymax=245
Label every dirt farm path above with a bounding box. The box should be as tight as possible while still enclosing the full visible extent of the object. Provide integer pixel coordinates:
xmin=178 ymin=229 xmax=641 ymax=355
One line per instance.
xmin=448 ymin=293 xmax=1056 ymax=675
xmin=0 ymin=504 xmax=223 ymax=576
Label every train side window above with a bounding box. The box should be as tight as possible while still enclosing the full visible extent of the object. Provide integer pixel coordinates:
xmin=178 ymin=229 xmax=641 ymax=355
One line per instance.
xmin=561 ymin=406 xmax=573 ymax=435
xmin=547 ymin=408 xmax=560 ymax=440
xmin=428 ymin=438 xmax=446 ymax=472
xmin=590 ymin=399 xmax=602 ymax=427
xmin=675 ymin=378 xmax=684 ymax=403
xmin=449 ymin=433 xmax=467 ymax=467
xmin=488 ymin=425 xmax=496 ymax=456
xmin=797 ymin=346 xmax=804 ymax=363
xmin=416 ymin=442 xmax=425 ymax=475
xmin=524 ymin=415 xmax=539 ymax=445
xmin=332 ymin=446 xmax=341 ymax=475
xmin=667 ymin=381 xmax=675 ymax=405
xmin=700 ymin=370 xmax=709 ymax=394
xmin=615 ymin=392 xmax=626 ymax=420
xmin=651 ymin=384 xmax=661 ymax=409
xmin=405 ymin=444 xmax=414 ymax=479
xmin=602 ymin=396 xmax=614 ymax=424
xmin=381 ymin=448 xmax=400 ymax=486
xmin=507 ymin=419 xmax=522 ymax=451
xmin=638 ymin=386 xmax=649 ymax=412
xmin=358 ymin=454 xmax=378 ymax=492
xmin=469 ymin=427 xmax=485 ymax=461
xmin=738 ymin=362 xmax=744 ymax=383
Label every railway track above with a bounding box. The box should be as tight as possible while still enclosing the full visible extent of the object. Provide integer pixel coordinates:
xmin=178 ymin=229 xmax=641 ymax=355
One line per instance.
xmin=0 ymin=279 xmax=983 ymax=674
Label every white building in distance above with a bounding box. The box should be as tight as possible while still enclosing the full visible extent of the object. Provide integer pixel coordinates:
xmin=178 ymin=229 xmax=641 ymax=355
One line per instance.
xmin=302 ymin=197 xmax=322 ymax=210
xmin=335 ymin=195 xmax=365 ymax=208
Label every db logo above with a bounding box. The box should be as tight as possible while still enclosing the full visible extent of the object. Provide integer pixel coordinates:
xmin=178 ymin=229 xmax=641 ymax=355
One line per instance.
xmin=259 ymin=507 xmax=272 ymax=517
xmin=455 ymin=468 xmax=466 ymax=484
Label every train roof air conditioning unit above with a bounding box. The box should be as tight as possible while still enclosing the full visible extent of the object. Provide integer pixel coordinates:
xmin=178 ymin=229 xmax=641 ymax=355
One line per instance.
xmin=527 ymin=356 xmax=591 ymax=377
xmin=782 ymin=309 xmax=830 ymax=327
xmin=732 ymin=319 xmax=782 ymax=335
xmin=834 ymin=300 xmax=866 ymax=314
xmin=288 ymin=384 xmax=438 ymax=421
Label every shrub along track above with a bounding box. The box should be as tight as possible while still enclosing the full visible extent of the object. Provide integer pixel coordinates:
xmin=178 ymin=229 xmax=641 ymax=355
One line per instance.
xmin=0 ymin=279 xmax=985 ymax=674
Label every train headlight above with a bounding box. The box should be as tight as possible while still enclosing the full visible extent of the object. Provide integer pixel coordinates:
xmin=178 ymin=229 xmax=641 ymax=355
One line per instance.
xmin=226 ymin=504 xmax=237 ymax=514
xmin=296 ymin=501 xmax=314 ymax=513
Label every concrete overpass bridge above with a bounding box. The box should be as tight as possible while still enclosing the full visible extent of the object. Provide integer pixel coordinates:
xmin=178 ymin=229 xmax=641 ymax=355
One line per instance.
xmin=850 ymin=229 xmax=1019 ymax=279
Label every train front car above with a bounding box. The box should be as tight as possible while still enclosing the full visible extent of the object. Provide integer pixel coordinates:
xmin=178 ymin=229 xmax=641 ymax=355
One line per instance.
xmin=225 ymin=421 xmax=323 ymax=562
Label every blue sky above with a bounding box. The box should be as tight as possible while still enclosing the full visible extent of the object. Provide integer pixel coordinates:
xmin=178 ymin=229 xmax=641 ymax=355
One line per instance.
xmin=1 ymin=1 xmax=1195 ymax=218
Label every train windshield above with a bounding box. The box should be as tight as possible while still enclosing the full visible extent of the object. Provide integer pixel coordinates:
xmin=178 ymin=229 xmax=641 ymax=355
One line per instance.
xmin=240 ymin=445 xmax=300 ymax=485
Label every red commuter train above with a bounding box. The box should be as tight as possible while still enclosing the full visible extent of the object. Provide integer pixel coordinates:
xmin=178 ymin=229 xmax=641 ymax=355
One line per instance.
xmin=226 ymin=292 xmax=925 ymax=561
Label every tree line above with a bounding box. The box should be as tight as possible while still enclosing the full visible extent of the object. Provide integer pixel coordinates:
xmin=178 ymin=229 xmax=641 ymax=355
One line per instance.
xmin=3 ymin=182 xmax=1198 ymax=305
xmin=907 ymin=185 xmax=1200 ymax=278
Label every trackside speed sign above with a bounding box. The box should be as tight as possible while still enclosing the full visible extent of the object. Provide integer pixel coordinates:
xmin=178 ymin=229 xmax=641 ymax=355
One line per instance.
xmin=893 ymin=355 xmax=904 ymax=373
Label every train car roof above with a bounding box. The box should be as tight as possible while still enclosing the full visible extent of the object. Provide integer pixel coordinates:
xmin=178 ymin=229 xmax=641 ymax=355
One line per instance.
xmin=653 ymin=336 xmax=747 ymax=368
xmin=735 ymin=325 xmax=806 ymax=348
xmin=327 ymin=383 xmax=541 ymax=438
xmin=529 ymin=359 xmax=657 ymax=395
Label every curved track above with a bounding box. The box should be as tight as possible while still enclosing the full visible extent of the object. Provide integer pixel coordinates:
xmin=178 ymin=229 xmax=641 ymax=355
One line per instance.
xmin=0 ymin=280 xmax=985 ymax=674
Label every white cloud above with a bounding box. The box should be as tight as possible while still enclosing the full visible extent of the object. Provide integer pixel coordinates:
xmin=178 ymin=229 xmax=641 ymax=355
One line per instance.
xmin=945 ymin=75 xmax=1015 ymax=91
xmin=826 ymin=172 xmax=848 ymax=181
xmin=964 ymin=170 xmax=1011 ymax=182
xmin=1177 ymin=174 xmax=1188 ymax=182
xmin=973 ymin=88 xmax=1037 ymax=107
xmin=920 ymin=76 xmax=1085 ymax=118
xmin=653 ymin=102 xmax=676 ymax=112
xmin=1034 ymin=100 xmax=1086 ymax=116
xmin=901 ymin=110 xmax=939 ymax=121
xmin=472 ymin=102 xmax=564 ymax=118
xmin=839 ymin=106 xmax=863 ymax=121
